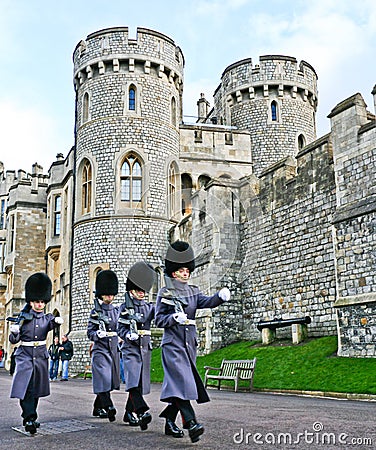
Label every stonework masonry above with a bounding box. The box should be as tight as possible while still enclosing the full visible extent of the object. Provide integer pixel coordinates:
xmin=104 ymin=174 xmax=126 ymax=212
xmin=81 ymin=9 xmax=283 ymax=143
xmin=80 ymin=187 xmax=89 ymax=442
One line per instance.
xmin=0 ymin=26 xmax=375 ymax=373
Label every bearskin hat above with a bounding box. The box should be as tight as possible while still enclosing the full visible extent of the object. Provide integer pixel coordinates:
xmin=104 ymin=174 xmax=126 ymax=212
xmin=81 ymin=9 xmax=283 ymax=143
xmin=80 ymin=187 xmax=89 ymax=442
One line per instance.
xmin=165 ymin=240 xmax=195 ymax=277
xmin=25 ymin=272 xmax=52 ymax=303
xmin=95 ymin=270 xmax=118 ymax=298
xmin=126 ymin=261 xmax=156 ymax=293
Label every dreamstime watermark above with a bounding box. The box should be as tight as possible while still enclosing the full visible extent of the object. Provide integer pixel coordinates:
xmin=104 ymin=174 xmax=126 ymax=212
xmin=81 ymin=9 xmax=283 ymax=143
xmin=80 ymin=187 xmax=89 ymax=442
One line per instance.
xmin=233 ymin=422 xmax=373 ymax=446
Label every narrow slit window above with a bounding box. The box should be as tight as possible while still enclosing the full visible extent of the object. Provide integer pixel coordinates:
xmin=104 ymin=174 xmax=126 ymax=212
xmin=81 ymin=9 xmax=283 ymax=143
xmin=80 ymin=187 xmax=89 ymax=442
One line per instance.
xmin=129 ymin=87 xmax=136 ymax=111
xmin=54 ymin=195 xmax=62 ymax=236
xmin=271 ymin=101 xmax=278 ymax=121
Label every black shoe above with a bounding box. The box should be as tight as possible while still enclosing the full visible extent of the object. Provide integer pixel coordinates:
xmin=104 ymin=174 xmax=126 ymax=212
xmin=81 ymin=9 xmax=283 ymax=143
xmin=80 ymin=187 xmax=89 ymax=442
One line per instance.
xmin=187 ymin=420 xmax=204 ymax=443
xmin=123 ymin=411 xmax=140 ymax=426
xmin=107 ymin=406 xmax=116 ymax=422
xmin=24 ymin=421 xmax=37 ymax=434
xmin=34 ymin=421 xmax=40 ymax=429
xmin=138 ymin=412 xmax=152 ymax=431
xmin=165 ymin=418 xmax=184 ymax=438
xmin=93 ymin=408 xmax=108 ymax=418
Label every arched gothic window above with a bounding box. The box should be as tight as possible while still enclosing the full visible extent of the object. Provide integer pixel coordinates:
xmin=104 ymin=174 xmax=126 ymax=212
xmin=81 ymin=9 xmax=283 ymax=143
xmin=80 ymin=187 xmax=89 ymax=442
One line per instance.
xmin=171 ymin=97 xmax=177 ymax=127
xmin=82 ymin=160 xmax=92 ymax=214
xmin=129 ymin=86 xmax=136 ymax=111
xmin=83 ymin=92 xmax=89 ymax=123
xmin=121 ymin=154 xmax=142 ymax=204
xmin=298 ymin=134 xmax=306 ymax=151
xmin=181 ymin=173 xmax=192 ymax=215
xmin=168 ymin=162 xmax=179 ymax=217
xmin=271 ymin=101 xmax=278 ymax=121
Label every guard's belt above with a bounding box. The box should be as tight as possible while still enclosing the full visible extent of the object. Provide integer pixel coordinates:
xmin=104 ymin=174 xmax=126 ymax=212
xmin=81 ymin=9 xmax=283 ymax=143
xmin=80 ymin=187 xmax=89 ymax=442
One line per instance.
xmin=20 ymin=340 xmax=47 ymax=347
xmin=138 ymin=330 xmax=151 ymax=336
xmin=105 ymin=332 xmax=118 ymax=337
xmin=179 ymin=319 xmax=196 ymax=326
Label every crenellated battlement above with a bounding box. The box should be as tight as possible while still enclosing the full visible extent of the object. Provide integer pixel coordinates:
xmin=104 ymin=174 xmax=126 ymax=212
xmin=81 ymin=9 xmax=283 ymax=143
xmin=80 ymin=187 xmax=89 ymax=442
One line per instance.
xmin=216 ymin=55 xmax=317 ymax=109
xmin=73 ymin=27 xmax=184 ymax=90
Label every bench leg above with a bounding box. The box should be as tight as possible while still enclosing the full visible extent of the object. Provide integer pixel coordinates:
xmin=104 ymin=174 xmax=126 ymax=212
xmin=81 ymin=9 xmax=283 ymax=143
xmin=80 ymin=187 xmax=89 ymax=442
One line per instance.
xmin=262 ymin=328 xmax=275 ymax=344
xmin=292 ymin=323 xmax=308 ymax=344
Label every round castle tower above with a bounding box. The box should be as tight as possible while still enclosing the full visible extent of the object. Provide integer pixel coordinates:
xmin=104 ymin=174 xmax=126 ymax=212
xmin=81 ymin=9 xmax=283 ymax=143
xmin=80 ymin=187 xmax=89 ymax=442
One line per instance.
xmin=70 ymin=27 xmax=184 ymax=363
xmin=213 ymin=55 xmax=318 ymax=175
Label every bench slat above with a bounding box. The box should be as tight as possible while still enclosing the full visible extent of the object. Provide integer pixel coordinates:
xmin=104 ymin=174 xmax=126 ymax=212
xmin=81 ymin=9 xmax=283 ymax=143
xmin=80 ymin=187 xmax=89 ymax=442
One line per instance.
xmin=204 ymin=358 xmax=257 ymax=392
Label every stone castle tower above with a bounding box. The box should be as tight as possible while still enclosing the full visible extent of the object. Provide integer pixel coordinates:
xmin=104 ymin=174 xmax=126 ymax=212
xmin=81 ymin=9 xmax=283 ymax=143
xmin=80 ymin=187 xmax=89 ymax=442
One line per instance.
xmin=70 ymin=27 xmax=185 ymax=360
xmin=208 ymin=56 xmax=318 ymax=174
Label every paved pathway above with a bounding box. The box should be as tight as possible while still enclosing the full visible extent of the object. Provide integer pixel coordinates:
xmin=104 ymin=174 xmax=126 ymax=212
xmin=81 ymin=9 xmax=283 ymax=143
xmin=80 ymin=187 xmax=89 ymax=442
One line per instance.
xmin=0 ymin=369 xmax=375 ymax=449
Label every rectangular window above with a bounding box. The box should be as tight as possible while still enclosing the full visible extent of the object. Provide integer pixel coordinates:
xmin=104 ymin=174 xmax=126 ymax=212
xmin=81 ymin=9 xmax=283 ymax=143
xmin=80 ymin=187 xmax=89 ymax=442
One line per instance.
xmin=0 ymin=242 xmax=5 ymax=272
xmin=54 ymin=195 xmax=62 ymax=236
xmin=132 ymin=179 xmax=142 ymax=201
xmin=0 ymin=199 xmax=6 ymax=229
xmin=121 ymin=179 xmax=130 ymax=201
xmin=9 ymin=215 xmax=15 ymax=252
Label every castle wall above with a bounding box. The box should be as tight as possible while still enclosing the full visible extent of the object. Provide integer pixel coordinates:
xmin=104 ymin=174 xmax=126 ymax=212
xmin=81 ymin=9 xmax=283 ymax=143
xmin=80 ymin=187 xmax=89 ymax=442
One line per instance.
xmin=329 ymin=93 xmax=376 ymax=357
xmin=238 ymin=137 xmax=337 ymax=340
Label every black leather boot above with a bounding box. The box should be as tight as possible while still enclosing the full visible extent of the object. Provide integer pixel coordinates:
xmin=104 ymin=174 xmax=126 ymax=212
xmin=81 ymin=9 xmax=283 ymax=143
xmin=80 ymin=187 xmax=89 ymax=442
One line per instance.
xmin=24 ymin=421 xmax=37 ymax=434
xmin=138 ymin=411 xmax=152 ymax=431
xmin=123 ymin=411 xmax=140 ymax=426
xmin=165 ymin=418 xmax=184 ymax=438
xmin=107 ymin=406 xmax=116 ymax=422
xmin=93 ymin=408 xmax=108 ymax=418
xmin=186 ymin=419 xmax=204 ymax=443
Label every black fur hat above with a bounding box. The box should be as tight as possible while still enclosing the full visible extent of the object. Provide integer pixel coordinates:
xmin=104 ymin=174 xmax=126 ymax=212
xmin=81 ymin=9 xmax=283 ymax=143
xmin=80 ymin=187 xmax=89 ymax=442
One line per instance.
xmin=25 ymin=272 xmax=52 ymax=303
xmin=126 ymin=261 xmax=156 ymax=292
xmin=95 ymin=270 xmax=118 ymax=298
xmin=165 ymin=240 xmax=195 ymax=277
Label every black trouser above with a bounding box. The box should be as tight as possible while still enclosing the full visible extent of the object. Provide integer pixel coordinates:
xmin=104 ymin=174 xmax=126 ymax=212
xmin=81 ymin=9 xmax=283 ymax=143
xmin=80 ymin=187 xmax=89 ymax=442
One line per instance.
xmin=20 ymin=376 xmax=39 ymax=424
xmin=160 ymin=398 xmax=195 ymax=427
xmin=94 ymin=391 xmax=113 ymax=411
xmin=126 ymin=386 xmax=149 ymax=415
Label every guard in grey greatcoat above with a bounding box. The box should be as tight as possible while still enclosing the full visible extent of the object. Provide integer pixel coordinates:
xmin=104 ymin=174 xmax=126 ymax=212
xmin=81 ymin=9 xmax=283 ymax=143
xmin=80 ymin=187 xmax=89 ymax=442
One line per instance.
xmin=87 ymin=269 xmax=120 ymax=422
xmin=117 ymin=261 xmax=156 ymax=431
xmin=9 ymin=272 xmax=64 ymax=434
xmin=155 ymin=241 xmax=231 ymax=443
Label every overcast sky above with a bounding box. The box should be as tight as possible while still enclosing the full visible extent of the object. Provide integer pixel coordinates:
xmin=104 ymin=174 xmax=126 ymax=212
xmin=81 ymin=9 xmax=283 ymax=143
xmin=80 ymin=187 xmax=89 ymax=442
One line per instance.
xmin=0 ymin=0 xmax=375 ymax=172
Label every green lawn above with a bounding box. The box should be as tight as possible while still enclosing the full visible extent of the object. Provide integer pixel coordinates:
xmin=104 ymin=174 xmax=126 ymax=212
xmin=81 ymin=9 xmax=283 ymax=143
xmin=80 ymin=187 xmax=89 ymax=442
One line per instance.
xmin=150 ymin=336 xmax=376 ymax=394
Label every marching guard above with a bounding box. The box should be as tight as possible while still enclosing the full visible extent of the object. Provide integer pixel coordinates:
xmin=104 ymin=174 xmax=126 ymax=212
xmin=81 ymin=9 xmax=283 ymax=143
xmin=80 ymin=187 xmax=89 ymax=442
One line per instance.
xmin=117 ymin=261 xmax=156 ymax=430
xmin=87 ymin=269 xmax=120 ymax=422
xmin=9 ymin=272 xmax=64 ymax=434
xmin=155 ymin=241 xmax=231 ymax=443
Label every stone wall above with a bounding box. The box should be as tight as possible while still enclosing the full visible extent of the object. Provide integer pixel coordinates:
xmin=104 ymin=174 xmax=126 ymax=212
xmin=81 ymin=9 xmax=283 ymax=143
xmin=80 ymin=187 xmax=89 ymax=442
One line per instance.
xmin=329 ymin=93 xmax=376 ymax=356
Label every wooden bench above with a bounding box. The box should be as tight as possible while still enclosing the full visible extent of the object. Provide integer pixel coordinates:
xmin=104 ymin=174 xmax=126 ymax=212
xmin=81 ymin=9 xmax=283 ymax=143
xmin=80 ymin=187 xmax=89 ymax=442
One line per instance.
xmin=204 ymin=358 xmax=257 ymax=392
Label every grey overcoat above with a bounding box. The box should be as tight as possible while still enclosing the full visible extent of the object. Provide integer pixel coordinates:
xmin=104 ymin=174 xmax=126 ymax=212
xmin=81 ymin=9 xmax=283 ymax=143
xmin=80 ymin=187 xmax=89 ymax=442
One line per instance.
xmin=9 ymin=311 xmax=57 ymax=399
xmin=155 ymin=278 xmax=224 ymax=403
xmin=117 ymin=297 xmax=155 ymax=394
xmin=87 ymin=302 xmax=120 ymax=394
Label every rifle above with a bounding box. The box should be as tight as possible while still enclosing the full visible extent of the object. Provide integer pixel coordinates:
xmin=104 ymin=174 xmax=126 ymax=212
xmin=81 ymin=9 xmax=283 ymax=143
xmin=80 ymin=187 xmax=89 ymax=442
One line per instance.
xmin=93 ymin=296 xmax=110 ymax=332
xmin=7 ymin=303 xmax=33 ymax=328
xmin=162 ymin=274 xmax=188 ymax=313
xmin=118 ymin=292 xmax=139 ymax=336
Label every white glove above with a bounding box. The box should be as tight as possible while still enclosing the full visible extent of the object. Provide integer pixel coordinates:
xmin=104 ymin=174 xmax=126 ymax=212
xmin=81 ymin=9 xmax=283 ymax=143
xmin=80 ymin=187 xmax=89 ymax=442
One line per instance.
xmin=10 ymin=324 xmax=20 ymax=334
xmin=173 ymin=312 xmax=188 ymax=324
xmin=219 ymin=287 xmax=231 ymax=301
xmin=126 ymin=332 xmax=139 ymax=341
xmin=54 ymin=317 xmax=64 ymax=325
xmin=96 ymin=330 xmax=107 ymax=338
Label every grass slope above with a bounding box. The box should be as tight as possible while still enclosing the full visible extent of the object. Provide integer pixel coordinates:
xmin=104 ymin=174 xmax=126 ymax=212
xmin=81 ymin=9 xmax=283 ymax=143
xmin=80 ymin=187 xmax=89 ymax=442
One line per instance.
xmin=150 ymin=336 xmax=376 ymax=394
